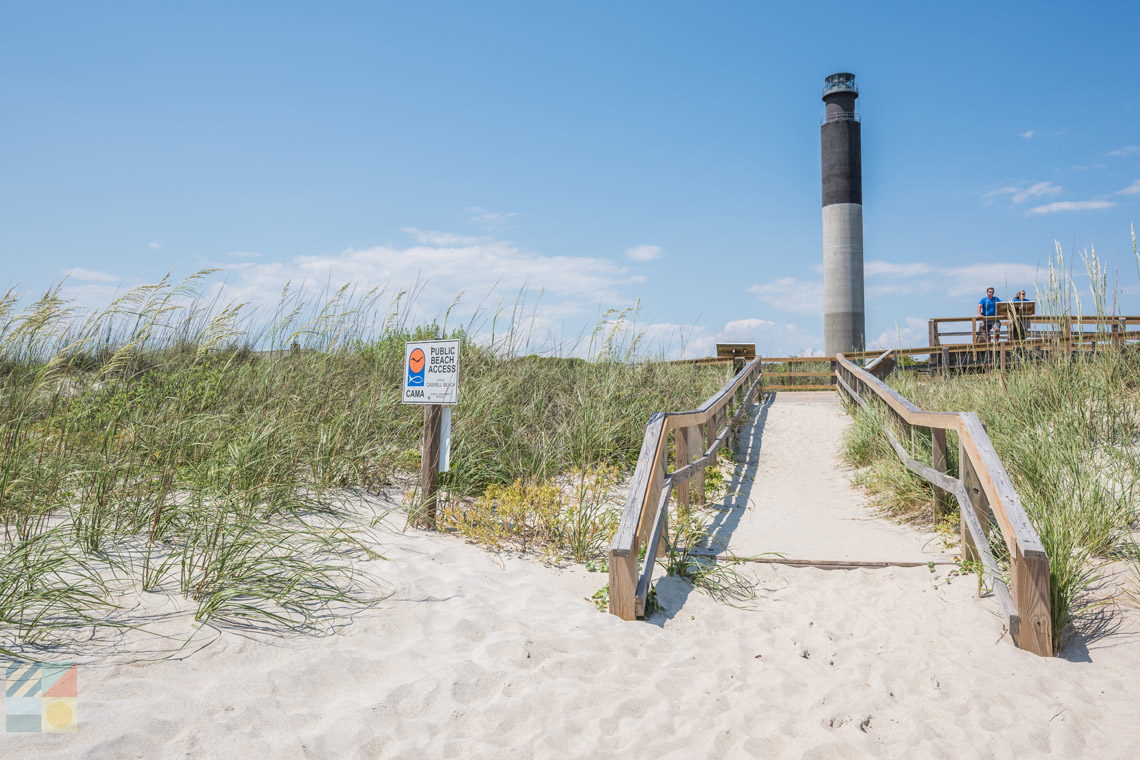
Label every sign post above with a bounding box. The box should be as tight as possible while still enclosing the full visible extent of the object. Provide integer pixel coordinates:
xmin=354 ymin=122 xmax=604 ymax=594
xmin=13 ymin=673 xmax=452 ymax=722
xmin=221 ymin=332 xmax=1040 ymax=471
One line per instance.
xmin=402 ymin=339 xmax=461 ymax=526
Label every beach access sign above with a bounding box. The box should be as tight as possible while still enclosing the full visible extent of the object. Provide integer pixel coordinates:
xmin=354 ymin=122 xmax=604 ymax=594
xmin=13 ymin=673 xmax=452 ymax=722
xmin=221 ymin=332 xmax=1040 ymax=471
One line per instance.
xmin=402 ymin=339 xmax=460 ymax=405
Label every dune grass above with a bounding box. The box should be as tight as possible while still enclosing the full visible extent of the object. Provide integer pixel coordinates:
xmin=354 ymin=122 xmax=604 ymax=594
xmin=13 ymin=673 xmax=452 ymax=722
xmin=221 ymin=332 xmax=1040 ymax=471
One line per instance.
xmin=844 ymin=233 xmax=1140 ymax=652
xmin=0 ymin=275 xmax=725 ymax=654
xmin=843 ymin=348 xmax=1140 ymax=651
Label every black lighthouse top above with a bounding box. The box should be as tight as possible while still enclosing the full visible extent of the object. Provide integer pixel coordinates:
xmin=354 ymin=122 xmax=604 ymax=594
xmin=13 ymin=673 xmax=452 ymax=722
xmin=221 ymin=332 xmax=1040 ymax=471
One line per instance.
xmin=820 ymin=72 xmax=861 ymax=205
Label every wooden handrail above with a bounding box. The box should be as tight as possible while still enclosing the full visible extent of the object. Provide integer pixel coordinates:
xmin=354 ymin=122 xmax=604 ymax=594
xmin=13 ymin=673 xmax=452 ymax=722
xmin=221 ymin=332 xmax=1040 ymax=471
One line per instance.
xmin=668 ymin=358 xmax=764 ymax=427
xmin=608 ymin=358 xmax=764 ymax=620
xmin=616 ymin=346 xmax=1057 ymax=655
xmin=834 ymin=353 xmax=1053 ymax=656
xmin=929 ymin=314 xmax=1140 ymax=326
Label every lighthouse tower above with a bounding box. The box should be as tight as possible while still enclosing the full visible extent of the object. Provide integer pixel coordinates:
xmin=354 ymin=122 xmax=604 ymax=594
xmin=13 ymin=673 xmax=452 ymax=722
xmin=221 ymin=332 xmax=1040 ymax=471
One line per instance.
xmin=820 ymin=72 xmax=865 ymax=356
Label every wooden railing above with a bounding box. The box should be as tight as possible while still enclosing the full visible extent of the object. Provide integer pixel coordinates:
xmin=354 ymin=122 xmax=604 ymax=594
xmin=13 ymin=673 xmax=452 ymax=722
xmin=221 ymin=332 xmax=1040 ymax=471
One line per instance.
xmin=608 ymin=358 xmax=764 ymax=619
xmin=834 ymin=353 xmax=1053 ymax=656
xmin=930 ymin=314 xmax=1140 ymax=348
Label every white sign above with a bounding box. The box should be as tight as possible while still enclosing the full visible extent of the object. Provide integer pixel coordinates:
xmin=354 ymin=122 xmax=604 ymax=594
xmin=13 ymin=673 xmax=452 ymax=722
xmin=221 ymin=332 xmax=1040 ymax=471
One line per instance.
xmin=402 ymin=339 xmax=460 ymax=405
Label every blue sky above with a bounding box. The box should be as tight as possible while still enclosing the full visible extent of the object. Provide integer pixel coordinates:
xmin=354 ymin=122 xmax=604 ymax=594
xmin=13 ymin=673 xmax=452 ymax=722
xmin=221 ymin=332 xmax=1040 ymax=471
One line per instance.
xmin=2 ymin=1 xmax=1139 ymax=356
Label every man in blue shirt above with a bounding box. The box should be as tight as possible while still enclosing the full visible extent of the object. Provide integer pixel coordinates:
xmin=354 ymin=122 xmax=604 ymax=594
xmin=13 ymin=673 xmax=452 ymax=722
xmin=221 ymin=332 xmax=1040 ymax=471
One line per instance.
xmin=977 ymin=287 xmax=1001 ymax=342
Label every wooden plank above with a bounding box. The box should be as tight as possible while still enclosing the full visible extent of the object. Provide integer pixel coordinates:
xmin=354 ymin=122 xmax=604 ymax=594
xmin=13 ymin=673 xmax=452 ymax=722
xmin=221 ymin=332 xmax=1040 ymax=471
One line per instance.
xmin=670 ymin=384 xmax=759 ymax=485
xmin=834 ymin=372 xmax=866 ymax=411
xmin=761 ymin=355 xmax=833 ymax=364
xmin=957 ymin=414 xmax=1046 ymax=558
xmin=416 ymin=404 xmax=443 ymax=527
xmin=607 ymin=550 xmax=637 ymax=620
xmin=609 ymin=413 xmax=668 ymax=555
xmin=952 ymin=479 xmax=1019 ymax=632
xmin=636 ymin=450 xmax=667 ymax=553
xmin=668 ymin=361 xmax=763 ymax=427
xmin=931 ymin=428 xmax=949 ymax=517
xmin=716 ymin=342 xmax=757 ymax=359
xmin=685 ymin=554 xmax=958 ymax=569
xmin=634 ymin=486 xmax=671 ymax=616
xmin=958 ymin=436 xmax=988 ymax=565
xmin=866 ymin=350 xmax=896 ymax=380
xmin=769 ymin=384 xmax=835 ymax=391
xmin=764 ymin=369 xmax=836 ymax=375
xmin=693 ymin=422 xmax=707 ymax=503
xmin=675 ymin=425 xmax=694 ymax=509
xmin=835 ymin=355 xmax=959 ymax=429
xmin=1013 ymin=551 xmax=1053 ymax=655
xmin=763 ymin=370 xmax=835 ymax=377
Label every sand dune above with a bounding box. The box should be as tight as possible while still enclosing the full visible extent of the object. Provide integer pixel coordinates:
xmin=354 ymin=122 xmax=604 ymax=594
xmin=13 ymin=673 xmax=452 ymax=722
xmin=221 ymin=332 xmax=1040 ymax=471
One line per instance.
xmin=7 ymin=394 xmax=1140 ymax=758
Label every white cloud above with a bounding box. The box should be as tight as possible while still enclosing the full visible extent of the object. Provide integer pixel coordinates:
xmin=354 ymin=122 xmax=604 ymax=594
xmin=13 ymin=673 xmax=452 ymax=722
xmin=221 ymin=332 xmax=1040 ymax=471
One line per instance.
xmin=148 ymin=241 xmax=162 ymax=250
xmin=58 ymin=283 xmax=122 ymax=307
xmin=467 ymin=207 xmax=519 ymax=230
xmin=869 ymin=317 xmax=928 ymax=350
xmin=747 ymin=277 xmax=821 ymax=314
xmin=865 ymin=259 xmax=1041 ymax=298
xmin=1025 ymin=199 xmax=1115 ymax=216
xmin=750 ymin=260 xmax=1043 ymax=311
xmin=225 ymin=251 xmax=264 ymax=259
xmin=1011 ymin=181 xmax=1062 ymax=204
xmin=934 ymin=263 xmax=1042 ymax=297
xmin=402 ymin=227 xmax=490 ymax=246
xmin=981 ymin=185 xmax=1021 ymax=204
xmin=640 ymin=317 xmax=822 ymax=359
xmin=63 ymin=267 xmax=118 ymax=282
xmin=1116 ymin=179 xmax=1140 ymax=196
xmin=1107 ymin=146 xmax=1140 ymax=157
xmin=864 ymin=261 xmax=933 ymax=278
xmin=625 ymin=244 xmax=663 ymax=262
xmin=982 ymin=181 xmax=1063 ymax=206
xmin=1019 ymin=130 xmax=1035 ymax=139
xmin=212 ymin=237 xmax=639 ymax=327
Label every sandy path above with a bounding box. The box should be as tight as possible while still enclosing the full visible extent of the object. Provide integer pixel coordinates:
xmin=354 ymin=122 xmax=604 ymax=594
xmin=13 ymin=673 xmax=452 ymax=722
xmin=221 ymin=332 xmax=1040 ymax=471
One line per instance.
xmin=715 ymin=392 xmax=952 ymax=563
xmin=7 ymin=393 xmax=1140 ymax=758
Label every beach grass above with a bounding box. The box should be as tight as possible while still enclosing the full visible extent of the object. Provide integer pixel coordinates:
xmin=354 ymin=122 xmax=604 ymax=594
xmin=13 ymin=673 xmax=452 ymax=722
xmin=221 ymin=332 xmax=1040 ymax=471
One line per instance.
xmin=843 ymin=233 xmax=1140 ymax=651
xmin=843 ymin=341 xmax=1140 ymax=652
xmin=0 ymin=275 xmax=725 ymax=654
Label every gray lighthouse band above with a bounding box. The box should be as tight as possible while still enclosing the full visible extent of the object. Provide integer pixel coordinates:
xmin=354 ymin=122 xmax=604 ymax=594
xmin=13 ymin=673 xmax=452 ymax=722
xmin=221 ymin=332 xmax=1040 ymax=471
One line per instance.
xmin=820 ymin=72 xmax=865 ymax=356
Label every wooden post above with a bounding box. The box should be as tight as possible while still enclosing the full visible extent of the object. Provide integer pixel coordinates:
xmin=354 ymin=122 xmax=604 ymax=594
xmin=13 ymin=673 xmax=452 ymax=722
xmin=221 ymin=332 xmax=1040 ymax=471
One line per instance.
xmin=931 ymin=428 xmax=949 ymax=518
xmin=608 ymin=550 xmax=638 ymax=621
xmin=417 ymin=404 xmax=443 ymax=527
xmin=957 ymin=440 xmax=989 ymax=565
xmin=635 ymin=454 xmax=667 ymax=567
xmin=1012 ymin=549 xmax=1054 ymax=656
xmin=675 ymin=426 xmax=693 ymax=510
xmin=940 ymin=346 xmax=950 ymax=377
xmin=693 ymin=422 xmax=708 ymax=503
xmin=928 ymin=320 xmax=940 ymax=373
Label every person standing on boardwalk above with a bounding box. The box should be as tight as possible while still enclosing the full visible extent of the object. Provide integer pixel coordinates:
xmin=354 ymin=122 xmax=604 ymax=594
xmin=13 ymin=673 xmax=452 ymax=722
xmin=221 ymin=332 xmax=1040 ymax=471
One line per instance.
xmin=977 ymin=287 xmax=1001 ymax=342
xmin=1010 ymin=290 xmax=1030 ymax=341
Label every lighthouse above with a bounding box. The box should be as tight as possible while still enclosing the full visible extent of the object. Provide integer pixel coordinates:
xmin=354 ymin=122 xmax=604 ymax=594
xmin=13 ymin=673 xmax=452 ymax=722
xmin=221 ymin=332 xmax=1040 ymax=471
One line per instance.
xmin=820 ymin=72 xmax=865 ymax=356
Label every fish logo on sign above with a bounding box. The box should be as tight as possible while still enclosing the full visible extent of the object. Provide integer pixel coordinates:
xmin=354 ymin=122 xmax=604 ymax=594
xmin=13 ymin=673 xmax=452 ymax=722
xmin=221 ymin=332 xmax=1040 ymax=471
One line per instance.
xmin=407 ymin=348 xmax=426 ymax=387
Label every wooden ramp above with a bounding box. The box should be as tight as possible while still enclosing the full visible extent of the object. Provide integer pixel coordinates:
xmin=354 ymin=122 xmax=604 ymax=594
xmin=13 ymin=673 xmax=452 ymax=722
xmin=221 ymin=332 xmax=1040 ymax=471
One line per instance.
xmin=706 ymin=392 xmax=951 ymax=566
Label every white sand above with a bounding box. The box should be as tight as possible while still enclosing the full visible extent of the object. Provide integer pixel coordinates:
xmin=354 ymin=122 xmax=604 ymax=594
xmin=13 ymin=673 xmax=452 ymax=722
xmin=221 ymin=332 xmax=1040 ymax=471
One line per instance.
xmin=8 ymin=393 xmax=1140 ymax=758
